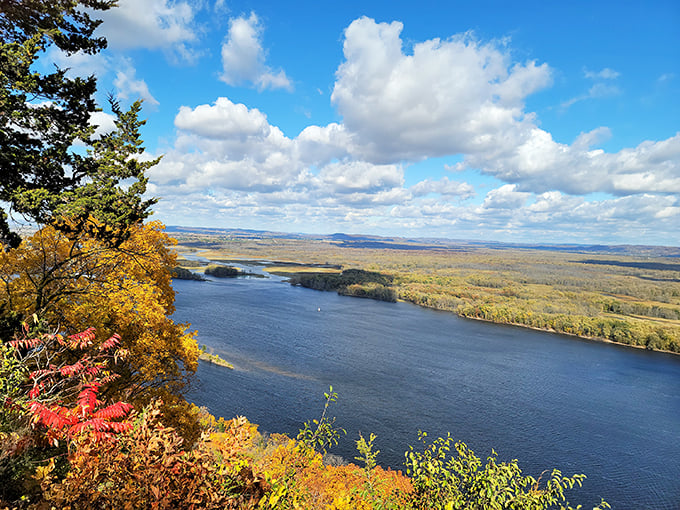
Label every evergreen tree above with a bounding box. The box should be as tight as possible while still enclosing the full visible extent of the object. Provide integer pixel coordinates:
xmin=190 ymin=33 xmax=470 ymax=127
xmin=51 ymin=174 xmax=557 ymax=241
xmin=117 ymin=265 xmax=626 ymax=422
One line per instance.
xmin=0 ymin=0 xmax=154 ymax=247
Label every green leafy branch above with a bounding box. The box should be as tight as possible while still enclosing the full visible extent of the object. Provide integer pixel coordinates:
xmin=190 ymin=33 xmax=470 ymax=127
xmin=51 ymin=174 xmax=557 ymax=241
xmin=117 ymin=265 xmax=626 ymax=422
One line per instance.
xmin=296 ymin=385 xmax=346 ymax=455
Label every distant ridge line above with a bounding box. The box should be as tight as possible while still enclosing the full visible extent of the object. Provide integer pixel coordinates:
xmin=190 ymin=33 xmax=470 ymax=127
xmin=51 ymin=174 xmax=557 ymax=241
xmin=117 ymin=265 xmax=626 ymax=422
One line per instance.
xmin=165 ymin=225 xmax=680 ymax=258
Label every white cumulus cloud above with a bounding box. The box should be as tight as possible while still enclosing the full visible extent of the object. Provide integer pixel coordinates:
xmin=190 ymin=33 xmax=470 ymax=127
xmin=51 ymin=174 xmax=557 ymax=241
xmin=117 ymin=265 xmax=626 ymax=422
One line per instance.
xmin=480 ymin=185 xmax=531 ymax=210
xmin=410 ymin=177 xmax=474 ymax=200
xmin=219 ymin=13 xmax=293 ymax=91
xmin=95 ymin=0 xmax=199 ymax=62
xmin=175 ymin=97 xmax=271 ymax=140
xmin=113 ymin=60 xmax=159 ymax=108
xmin=87 ymin=111 xmax=117 ymax=141
xmin=316 ymin=161 xmax=404 ymax=194
xmin=331 ymin=17 xmax=552 ymax=163
xmin=467 ymin=130 xmax=680 ymax=196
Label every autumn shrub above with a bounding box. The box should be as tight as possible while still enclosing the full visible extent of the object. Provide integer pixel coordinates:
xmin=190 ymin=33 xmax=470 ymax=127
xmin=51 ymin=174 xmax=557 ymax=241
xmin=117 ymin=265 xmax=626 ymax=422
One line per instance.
xmin=135 ymin=389 xmax=204 ymax=448
xmin=254 ymin=390 xmax=410 ymax=509
xmin=251 ymin=431 xmax=410 ymax=510
xmin=0 ymin=325 xmax=266 ymax=509
xmin=41 ymin=402 xmax=267 ymax=510
xmin=0 ymin=324 xmax=134 ymax=504
xmin=296 ymin=386 xmax=346 ymax=455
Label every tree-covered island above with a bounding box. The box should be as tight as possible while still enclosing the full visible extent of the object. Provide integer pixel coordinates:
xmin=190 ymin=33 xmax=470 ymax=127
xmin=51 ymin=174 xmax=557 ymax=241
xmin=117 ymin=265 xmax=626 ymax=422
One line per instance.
xmin=198 ymin=345 xmax=234 ymax=369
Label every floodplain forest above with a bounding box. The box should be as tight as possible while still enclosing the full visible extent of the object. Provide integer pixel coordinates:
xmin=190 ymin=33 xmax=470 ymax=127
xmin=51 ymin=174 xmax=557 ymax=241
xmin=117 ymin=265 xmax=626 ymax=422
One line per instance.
xmin=174 ymin=232 xmax=680 ymax=354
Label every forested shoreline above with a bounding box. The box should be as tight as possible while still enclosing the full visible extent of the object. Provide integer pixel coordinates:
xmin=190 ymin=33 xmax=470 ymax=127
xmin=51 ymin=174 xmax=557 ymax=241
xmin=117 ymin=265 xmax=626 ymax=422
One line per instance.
xmin=288 ymin=269 xmax=398 ymax=302
xmin=174 ymin=234 xmax=680 ymax=354
xmin=285 ymin=270 xmax=680 ymax=353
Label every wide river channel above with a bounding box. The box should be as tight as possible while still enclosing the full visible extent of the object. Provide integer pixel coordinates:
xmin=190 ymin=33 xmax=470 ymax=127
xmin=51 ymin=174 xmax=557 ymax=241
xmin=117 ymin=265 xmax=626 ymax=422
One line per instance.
xmin=173 ymin=267 xmax=680 ymax=509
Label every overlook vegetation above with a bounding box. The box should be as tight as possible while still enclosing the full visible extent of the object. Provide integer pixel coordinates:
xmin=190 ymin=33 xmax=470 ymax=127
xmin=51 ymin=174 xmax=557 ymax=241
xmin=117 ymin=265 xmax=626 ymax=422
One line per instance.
xmin=0 ymin=2 xmax=612 ymax=508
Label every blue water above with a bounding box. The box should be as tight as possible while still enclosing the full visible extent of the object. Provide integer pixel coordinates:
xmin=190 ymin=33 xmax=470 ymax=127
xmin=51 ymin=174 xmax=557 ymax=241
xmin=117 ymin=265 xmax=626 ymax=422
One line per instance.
xmin=173 ymin=270 xmax=680 ymax=509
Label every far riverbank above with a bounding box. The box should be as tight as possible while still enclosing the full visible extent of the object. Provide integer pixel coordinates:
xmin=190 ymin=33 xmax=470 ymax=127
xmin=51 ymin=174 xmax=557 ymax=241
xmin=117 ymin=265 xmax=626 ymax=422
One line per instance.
xmin=173 ymin=234 xmax=680 ymax=355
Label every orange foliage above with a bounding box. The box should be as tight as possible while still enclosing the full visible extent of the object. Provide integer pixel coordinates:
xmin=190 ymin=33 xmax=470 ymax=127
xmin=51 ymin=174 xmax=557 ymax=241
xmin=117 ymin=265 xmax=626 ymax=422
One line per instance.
xmin=250 ymin=435 xmax=411 ymax=509
xmin=42 ymin=403 xmax=267 ymax=510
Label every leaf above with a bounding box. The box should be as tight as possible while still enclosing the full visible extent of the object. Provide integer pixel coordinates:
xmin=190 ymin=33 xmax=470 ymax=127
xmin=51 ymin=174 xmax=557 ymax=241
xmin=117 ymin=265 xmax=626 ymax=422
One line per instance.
xmin=60 ymin=361 xmax=85 ymax=377
xmin=99 ymin=333 xmax=121 ymax=352
xmin=9 ymin=336 xmax=43 ymax=350
xmin=68 ymin=327 xmax=96 ymax=349
xmin=29 ymin=402 xmax=75 ymax=431
xmin=93 ymin=401 xmax=133 ymax=421
xmin=77 ymin=383 xmax=101 ymax=416
xmin=150 ymin=486 xmax=160 ymax=500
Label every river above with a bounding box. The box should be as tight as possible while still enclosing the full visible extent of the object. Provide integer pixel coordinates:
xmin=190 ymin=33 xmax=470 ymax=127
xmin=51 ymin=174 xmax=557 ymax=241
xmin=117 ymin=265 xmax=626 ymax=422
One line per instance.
xmin=173 ymin=268 xmax=680 ymax=509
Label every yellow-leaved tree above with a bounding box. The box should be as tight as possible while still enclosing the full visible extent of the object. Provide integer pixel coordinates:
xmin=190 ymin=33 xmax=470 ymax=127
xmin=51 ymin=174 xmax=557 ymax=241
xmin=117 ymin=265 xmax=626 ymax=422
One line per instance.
xmin=0 ymin=221 xmax=198 ymax=397
xmin=0 ymin=97 xmax=200 ymax=437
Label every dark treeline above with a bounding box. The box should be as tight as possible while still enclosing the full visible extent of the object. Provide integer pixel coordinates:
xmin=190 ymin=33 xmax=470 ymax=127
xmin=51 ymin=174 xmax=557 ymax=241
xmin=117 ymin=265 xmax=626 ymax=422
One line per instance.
xmin=205 ymin=264 xmax=241 ymax=277
xmin=579 ymin=259 xmax=680 ymax=272
xmin=172 ymin=267 xmax=206 ymax=281
xmin=289 ymin=269 xmax=397 ymax=302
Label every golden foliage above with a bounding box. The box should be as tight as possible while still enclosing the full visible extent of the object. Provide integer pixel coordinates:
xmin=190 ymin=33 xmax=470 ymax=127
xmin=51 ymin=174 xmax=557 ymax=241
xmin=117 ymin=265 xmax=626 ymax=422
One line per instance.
xmin=0 ymin=221 xmax=198 ymax=393
xmin=41 ymin=403 xmax=267 ymax=510
xmin=251 ymin=435 xmax=410 ymax=509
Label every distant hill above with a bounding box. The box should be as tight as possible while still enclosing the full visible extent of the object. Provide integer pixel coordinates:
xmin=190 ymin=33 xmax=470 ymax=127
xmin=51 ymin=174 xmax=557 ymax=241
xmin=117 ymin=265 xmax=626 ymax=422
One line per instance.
xmin=166 ymin=225 xmax=680 ymax=258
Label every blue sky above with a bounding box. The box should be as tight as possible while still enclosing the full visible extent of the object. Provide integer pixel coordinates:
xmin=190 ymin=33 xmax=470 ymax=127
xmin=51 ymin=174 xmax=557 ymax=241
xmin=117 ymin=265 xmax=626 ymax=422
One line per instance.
xmin=47 ymin=0 xmax=679 ymax=245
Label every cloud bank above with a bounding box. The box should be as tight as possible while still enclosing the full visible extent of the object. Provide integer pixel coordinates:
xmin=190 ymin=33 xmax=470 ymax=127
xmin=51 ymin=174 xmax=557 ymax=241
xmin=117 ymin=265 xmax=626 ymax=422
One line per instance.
xmin=147 ymin=16 xmax=678 ymax=243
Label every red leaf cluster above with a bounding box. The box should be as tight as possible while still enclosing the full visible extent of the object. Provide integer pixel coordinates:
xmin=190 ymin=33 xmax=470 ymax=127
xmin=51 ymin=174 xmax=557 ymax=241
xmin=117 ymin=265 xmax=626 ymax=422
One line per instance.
xmin=9 ymin=335 xmax=42 ymax=350
xmin=29 ymin=382 xmax=133 ymax=442
xmin=67 ymin=327 xmax=96 ymax=349
xmin=94 ymin=401 xmax=133 ymax=421
xmin=59 ymin=361 xmax=85 ymax=377
xmin=98 ymin=333 xmax=121 ymax=352
xmin=8 ymin=327 xmax=135 ymax=444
